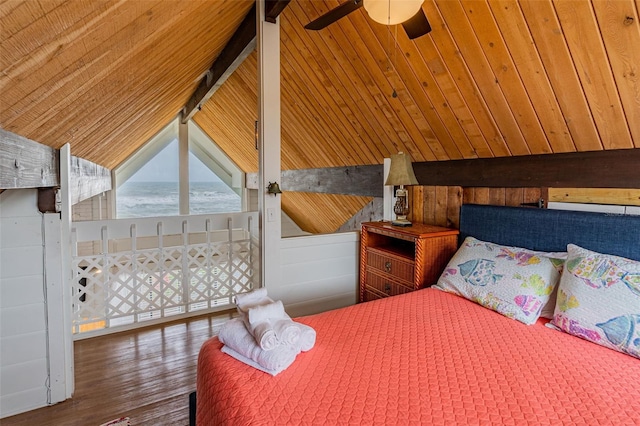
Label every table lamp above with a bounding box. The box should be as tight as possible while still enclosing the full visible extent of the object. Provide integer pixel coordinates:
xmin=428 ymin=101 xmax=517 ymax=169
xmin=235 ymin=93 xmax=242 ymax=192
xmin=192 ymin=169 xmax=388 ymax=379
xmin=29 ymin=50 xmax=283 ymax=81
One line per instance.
xmin=385 ymin=151 xmax=418 ymax=226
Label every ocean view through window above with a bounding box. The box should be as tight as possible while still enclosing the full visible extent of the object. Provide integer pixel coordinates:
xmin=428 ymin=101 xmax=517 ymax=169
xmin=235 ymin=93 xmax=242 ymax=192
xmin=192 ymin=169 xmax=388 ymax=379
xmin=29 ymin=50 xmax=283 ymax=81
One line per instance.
xmin=117 ymin=181 xmax=241 ymax=218
xmin=116 ymin=139 xmax=241 ymax=218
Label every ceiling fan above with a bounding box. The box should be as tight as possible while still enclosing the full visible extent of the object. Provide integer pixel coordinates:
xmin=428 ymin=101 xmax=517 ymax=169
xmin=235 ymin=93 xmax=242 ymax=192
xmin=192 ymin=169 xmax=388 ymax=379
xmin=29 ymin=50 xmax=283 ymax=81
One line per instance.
xmin=305 ymin=0 xmax=431 ymax=40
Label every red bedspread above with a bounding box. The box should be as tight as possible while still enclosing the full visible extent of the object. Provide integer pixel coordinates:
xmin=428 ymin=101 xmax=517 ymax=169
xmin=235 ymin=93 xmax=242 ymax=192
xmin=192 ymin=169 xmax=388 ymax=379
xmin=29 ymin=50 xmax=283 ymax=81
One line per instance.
xmin=196 ymin=289 xmax=640 ymax=425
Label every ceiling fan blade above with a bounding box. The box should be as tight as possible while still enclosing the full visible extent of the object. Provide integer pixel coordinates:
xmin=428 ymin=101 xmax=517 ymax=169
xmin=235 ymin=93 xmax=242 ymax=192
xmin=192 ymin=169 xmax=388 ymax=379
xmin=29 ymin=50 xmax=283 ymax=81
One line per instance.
xmin=402 ymin=8 xmax=432 ymax=39
xmin=305 ymin=0 xmax=364 ymax=31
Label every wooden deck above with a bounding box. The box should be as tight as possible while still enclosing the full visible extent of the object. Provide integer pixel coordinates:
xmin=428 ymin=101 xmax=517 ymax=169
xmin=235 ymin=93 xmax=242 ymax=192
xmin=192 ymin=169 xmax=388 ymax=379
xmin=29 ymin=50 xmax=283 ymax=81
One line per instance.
xmin=2 ymin=313 xmax=233 ymax=426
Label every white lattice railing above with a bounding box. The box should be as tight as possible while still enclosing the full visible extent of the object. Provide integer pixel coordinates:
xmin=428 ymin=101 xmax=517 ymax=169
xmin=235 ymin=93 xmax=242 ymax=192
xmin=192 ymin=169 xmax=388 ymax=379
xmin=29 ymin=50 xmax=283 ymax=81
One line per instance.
xmin=71 ymin=212 xmax=259 ymax=337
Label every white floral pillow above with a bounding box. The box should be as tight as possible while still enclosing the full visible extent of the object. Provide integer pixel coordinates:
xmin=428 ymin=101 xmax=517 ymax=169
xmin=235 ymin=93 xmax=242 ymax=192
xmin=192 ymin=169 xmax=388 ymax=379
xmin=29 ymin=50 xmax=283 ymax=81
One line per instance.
xmin=436 ymin=237 xmax=563 ymax=325
xmin=551 ymin=244 xmax=640 ymax=359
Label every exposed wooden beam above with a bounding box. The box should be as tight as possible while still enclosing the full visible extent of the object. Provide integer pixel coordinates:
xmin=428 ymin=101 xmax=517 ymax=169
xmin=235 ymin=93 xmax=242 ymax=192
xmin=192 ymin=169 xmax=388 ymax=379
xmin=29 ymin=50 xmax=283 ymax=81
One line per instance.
xmin=248 ymin=150 xmax=638 ymax=198
xmin=247 ymin=165 xmax=383 ymax=197
xmin=1 ymin=128 xmax=59 ymax=189
xmin=1 ymin=129 xmax=110 ymax=207
xmin=265 ymin=0 xmax=291 ymax=23
xmin=36 ymin=156 xmax=111 ymax=210
xmin=181 ymin=4 xmax=257 ymax=123
xmin=413 ymin=149 xmax=640 ymax=189
xmin=281 ymin=166 xmax=382 ymax=197
xmin=69 ymin=155 xmax=111 ymax=205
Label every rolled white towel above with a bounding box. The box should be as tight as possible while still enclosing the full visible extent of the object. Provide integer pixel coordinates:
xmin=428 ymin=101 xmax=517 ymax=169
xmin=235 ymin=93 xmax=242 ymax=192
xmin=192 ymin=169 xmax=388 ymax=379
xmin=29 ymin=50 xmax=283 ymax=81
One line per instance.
xmin=235 ymin=288 xmax=269 ymax=311
xmin=218 ymin=318 xmax=299 ymax=372
xmin=247 ymin=300 xmax=287 ymax=325
xmin=273 ymin=318 xmax=301 ymax=346
xmin=242 ymin=316 xmax=279 ymax=351
xmin=296 ymin=323 xmax=316 ymax=352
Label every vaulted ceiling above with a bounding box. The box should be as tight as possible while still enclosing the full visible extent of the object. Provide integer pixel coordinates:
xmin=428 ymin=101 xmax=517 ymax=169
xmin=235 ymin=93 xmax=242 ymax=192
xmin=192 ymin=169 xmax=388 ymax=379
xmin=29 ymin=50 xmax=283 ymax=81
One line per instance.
xmin=2 ymin=0 xmax=639 ymax=233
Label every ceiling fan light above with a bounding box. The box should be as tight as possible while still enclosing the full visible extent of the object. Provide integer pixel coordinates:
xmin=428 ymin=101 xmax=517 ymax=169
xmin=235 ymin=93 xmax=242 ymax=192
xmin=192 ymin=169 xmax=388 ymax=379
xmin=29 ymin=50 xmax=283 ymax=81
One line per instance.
xmin=364 ymin=0 xmax=424 ymax=26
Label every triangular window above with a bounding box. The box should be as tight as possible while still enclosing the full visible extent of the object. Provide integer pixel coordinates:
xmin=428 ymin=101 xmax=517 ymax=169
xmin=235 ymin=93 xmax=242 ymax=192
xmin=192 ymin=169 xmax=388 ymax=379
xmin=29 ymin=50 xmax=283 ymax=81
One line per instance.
xmin=114 ymin=119 xmax=243 ymax=218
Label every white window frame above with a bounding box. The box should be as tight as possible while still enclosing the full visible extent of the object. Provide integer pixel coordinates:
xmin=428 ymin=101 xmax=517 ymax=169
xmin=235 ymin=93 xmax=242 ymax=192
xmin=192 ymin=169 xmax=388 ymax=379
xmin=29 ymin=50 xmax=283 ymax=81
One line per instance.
xmin=111 ymin=117 xmax=246 ymax=218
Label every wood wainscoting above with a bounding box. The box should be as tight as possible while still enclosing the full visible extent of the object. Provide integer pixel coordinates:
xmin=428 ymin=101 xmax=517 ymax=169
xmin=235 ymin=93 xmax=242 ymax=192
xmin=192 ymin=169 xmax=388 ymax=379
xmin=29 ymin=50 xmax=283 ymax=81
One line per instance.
xmin=408 ymin=186 xmax=546 ymax=229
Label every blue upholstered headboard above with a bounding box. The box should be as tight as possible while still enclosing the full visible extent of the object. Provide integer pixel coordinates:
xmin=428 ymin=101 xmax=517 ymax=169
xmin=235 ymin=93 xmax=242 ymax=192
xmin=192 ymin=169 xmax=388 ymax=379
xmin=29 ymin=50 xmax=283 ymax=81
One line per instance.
xmin=459 ymin=204 xmax=640 ymax=261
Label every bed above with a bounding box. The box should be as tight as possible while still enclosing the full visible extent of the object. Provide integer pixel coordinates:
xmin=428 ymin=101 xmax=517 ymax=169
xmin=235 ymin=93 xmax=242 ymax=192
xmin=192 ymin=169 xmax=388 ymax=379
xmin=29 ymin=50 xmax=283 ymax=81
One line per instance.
xmin=195 ymin=204 xmax=640 ymax=425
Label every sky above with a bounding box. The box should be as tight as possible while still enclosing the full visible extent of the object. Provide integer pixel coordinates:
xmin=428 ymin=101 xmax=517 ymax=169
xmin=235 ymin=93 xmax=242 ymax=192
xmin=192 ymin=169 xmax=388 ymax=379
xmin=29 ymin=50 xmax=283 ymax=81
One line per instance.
xmin=128 ymin=139 xmax=222 ymax=183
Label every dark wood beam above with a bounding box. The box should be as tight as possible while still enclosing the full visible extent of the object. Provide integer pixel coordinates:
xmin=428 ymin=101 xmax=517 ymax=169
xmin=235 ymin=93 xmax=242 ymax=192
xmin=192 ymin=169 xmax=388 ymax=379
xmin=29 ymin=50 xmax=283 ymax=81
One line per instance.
xmin=1 ymin=129 xmax=59 ymax=189
xmin=182 ymin=3 xmax=257 ymax=123
xmin=38 ymin=187 xmax=58 ymax=213
xmin=265 ymin=0 xmax=291 ymax=23
xmin=247 ymin=149 xmax=638 ymax=198
xmin=413 ymin=149 xmax=640 ymax=189
xmin=247 ymin=165 xmax=383 ymax=197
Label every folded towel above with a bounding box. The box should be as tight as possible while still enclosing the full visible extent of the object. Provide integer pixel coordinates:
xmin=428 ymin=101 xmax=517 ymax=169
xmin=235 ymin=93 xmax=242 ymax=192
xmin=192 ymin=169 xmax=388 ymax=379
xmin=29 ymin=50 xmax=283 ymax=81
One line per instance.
xmin=242 ymin=317 xmax=279 ymax=351
xmin=220 ymin=345 xmax=282 ymax=376
xmin=235 ymin=288 xmax=269 ymax=310
xmin=218 ymin=318 xmax=299 ymax=372
xmin=296 ymin=323 xmax=316 ymax=352
xmin=237 ymin=298 xmax=274 ymax=320
xmin=248 ymin=300 xmax=287 ymax=325
xmin=273 ymin=318 xmax=301 ymax=346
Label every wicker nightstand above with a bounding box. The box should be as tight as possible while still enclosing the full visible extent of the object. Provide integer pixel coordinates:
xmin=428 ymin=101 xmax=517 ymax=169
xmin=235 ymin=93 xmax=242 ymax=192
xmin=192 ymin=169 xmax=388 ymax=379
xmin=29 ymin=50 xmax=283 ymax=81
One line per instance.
xmin=359 ymin=222 xmax=459 ymax=302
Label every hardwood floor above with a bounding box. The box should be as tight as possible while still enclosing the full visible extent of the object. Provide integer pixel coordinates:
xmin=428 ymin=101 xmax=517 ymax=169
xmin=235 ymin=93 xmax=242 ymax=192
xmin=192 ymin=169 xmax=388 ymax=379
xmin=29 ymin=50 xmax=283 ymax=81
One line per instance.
xmin=2 ymin=312 xmax=234 ymax=426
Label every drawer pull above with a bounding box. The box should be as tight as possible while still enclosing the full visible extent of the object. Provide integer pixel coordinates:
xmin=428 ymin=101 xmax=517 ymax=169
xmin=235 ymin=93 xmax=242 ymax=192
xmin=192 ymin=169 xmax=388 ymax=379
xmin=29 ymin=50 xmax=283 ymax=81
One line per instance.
xmin=384 ymin=261 xmax=392 ymax=272
xmin=384 ymin=283 xmax=391 ymax=294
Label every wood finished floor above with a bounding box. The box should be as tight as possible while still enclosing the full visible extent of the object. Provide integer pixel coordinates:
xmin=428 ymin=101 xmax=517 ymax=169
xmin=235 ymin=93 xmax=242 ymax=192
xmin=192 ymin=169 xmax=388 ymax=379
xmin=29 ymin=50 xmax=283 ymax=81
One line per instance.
xmin=2 ymin=312 xmax=233 ymax=426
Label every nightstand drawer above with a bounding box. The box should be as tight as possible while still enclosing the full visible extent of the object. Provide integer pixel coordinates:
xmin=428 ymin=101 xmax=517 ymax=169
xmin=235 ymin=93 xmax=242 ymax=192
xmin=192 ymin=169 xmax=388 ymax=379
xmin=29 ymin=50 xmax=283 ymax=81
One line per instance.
xmin=366 ymin=247 xmax=414 ymax=282
xmin=365 ymin=271 xmax=413 ymax=297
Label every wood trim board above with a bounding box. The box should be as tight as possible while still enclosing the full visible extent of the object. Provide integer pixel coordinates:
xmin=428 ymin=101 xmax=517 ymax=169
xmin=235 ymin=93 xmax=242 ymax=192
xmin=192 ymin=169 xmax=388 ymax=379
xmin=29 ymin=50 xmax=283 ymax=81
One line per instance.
xmin=548 ymin=188 xmax=640 ymax=206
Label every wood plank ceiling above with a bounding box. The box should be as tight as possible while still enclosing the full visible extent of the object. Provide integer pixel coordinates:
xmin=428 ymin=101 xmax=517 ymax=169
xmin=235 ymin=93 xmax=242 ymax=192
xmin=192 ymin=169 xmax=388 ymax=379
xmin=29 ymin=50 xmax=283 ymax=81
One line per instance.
xmin=0 ymin=0 xmax=254 ymax=165
xmin=2 ymin=0 xmax=639 ymax=234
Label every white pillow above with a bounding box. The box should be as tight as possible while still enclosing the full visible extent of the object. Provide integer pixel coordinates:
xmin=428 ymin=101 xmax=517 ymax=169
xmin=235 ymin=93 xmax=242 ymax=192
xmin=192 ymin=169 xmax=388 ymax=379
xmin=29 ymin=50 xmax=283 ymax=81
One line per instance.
xmin=551 ymin=244 xmax=640 ymax=358
xmin=436 ymin=237 xmax=564 ymax=325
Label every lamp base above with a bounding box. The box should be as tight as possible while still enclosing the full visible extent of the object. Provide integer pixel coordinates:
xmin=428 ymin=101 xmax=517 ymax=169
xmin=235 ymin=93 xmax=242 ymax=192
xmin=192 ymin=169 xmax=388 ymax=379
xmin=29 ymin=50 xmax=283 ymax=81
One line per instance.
xmin=391 ymin=218 xmax=412 ymax=227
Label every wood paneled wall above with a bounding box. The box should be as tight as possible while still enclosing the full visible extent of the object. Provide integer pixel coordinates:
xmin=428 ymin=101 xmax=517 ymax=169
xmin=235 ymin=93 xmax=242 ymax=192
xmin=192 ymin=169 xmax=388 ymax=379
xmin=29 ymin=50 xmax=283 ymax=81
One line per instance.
xmin=409 ymin=186 xmax=545 ymax=230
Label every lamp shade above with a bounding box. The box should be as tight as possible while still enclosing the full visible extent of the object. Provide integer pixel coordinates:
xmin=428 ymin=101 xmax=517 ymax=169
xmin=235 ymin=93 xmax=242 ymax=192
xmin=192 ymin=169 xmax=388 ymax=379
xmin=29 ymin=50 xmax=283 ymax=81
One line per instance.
xmin=363 ymin=0 xmax=424 ymax=26
xmin=385 ymin=151 xmax=418 ymax=186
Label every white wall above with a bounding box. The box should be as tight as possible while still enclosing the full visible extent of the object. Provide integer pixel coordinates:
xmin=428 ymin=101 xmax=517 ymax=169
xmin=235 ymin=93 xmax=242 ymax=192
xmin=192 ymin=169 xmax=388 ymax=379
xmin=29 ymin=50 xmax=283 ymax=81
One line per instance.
xmin=0 ymin=190 xmax=49 ymax=418
xmin=272 ymin=231 xmax=360 ymax=318
xmin=548 ymin=202 xmax=640 ymax=215
xmin=73 ymin=192 xmax=110 ymax=256
xmin=247 ymin=188 xmax=309 ymax=238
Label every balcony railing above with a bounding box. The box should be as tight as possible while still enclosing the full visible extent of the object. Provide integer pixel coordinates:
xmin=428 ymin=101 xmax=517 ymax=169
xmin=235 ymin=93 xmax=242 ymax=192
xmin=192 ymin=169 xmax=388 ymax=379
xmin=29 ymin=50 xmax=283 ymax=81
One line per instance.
xmin=70 ymin=212 xmax=259 ymax=337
